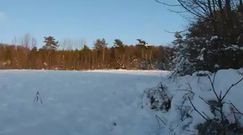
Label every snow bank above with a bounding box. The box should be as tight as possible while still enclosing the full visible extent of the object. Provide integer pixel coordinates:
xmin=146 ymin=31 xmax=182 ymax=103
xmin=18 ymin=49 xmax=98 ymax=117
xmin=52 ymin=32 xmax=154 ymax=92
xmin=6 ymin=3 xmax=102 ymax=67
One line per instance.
xmin=0 ymin=69 xmax=170 ymax=77
xmin=83 ymin=69 xmax=170 ymax=76
xmin=150 ymin=69 xmax=243 ymax=135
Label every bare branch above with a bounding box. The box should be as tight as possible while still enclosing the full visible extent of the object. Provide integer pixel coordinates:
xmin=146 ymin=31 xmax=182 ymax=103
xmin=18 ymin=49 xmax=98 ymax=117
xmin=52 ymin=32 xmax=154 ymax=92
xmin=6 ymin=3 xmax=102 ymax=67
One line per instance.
xmin=199 ymin=96 xmax=209 ymax=105
xmin=155 ymin=114 xmax=167 ymax=127
xmin=230 ymin=102 xmax=243 ymax=115
xmin=187 ymin=82 xmax=193 ymax=91
xmin=202 ymin=111 xmax=211 ymax=119
xmin=221 ymin=76 xmax=243 ymax=100
xmin=177 ymin=0 xmax=206 ymax=18
xmin=212 ymin=72 xmax=216 ymax=84
xmin=164 ymin=29 xmax=187 ymax=34
xmin=207 ymin=75 xmax=220 ymax=100
xmin=188 ymin=97 xmax=209 ymax=121
xmin=154 ymin=0 xmax=180 ymax=7
xmin=192 ymin=0 xmax=208 ymax=14
xmin=168 ymin=8 xmax=188 ymax=14
xmin=199 ymin=96 xmax=220 ymax=112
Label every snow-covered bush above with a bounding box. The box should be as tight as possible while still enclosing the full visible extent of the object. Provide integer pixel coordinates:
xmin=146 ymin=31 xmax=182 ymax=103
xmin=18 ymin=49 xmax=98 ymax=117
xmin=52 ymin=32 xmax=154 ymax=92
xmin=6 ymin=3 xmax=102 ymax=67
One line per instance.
xmin=193 ymin=73 xmax=243 ymax=135
xmin=196 ymin=117 xmax=243 ymax=135
xmin=172 ymin=32 xmax=243 ymax=76
xmin=145 ymin=82 xmax=172 ymax=112
xmin=171 ymin=32 xmax=205 ymax=76
xmin=146 ymin=69 xmax=243 ymax=135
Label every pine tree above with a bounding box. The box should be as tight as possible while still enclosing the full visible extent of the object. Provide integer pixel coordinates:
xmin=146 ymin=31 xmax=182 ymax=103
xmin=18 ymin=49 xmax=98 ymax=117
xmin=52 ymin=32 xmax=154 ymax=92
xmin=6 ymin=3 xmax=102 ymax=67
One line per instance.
xmin=114 ymin=39 xmax=124 ymax=48
xmin=94 ymin=38 xmax=107 ymax=68
xmin=42 ymin=36 xmax=59 ymax=50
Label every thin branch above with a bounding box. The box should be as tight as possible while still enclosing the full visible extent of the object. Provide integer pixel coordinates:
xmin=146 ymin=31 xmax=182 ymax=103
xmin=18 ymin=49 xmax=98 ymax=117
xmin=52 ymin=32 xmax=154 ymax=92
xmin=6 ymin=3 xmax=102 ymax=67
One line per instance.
xmin=164 ymin=29 xmax=187 ymax=34
xmin=177 ymin=0 xmax=205 ymax=18
xmin=230 ymin=102 xmax=243 ymax=115
xmin=202 ymin=111 xmax=211 ymax=119
xmin=188 ymin=97 xmax=209 ymax=121
xmin=221 ymin=76 xmax=243 ymax=100
xmin=168 ymin=8 xmax=188 ymax=14
xmin=208 ymin=75 xmax=220 ymax=100
xmin=176 ymin=88 xmax=193 ymax=91
xmin=219 ymin=90 xmax=222 ymax=99
xmin=155 ymin=114 xmax=167 ymax=127
xmin=199 ymin=96 xmax=209 ymax=105
xmin=192 ymin=0 xmax=208 ymax=14
xmin=187 ymin=82 xmax=193 ymax=91
xmin=212 ymin=72 xmax=216 ymax=84
xmin=199 ymin=96 xmax=220 ymax=112
xmin=154 ymin=0 xmax=180 ymax=7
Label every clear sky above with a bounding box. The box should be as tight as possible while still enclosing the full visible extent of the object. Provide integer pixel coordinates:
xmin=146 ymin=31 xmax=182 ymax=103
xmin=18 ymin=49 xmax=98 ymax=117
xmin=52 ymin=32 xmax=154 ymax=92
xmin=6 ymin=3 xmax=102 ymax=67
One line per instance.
xmin=0 ymin=0 xmax=187 ymax=48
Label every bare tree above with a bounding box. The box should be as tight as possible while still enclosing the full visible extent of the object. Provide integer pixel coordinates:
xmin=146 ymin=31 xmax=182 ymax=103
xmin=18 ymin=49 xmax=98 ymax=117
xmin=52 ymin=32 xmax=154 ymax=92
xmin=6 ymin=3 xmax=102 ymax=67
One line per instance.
xmin=31 ymin=37 xmax=37 ymax=49
xmin=154 ymin=0 xmax=242 ymax=35
xmin=22 ymin=33 xmax=31 ymax=48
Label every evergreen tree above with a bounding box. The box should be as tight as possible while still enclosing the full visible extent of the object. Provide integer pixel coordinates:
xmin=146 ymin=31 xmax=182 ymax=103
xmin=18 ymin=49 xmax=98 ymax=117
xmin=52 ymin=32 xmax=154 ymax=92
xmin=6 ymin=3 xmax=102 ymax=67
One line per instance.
xmin=94 ymin=38 xmax=107 ymax=50
xmin=114 ymin=39 xmax=124 ymax=48
xmin=166 ymin=0 xmax=243 ymax=75
xmin=136 ymin=39 xmax=147 ymax=46
xmin=94 ymin=38 xmax=107 ymax=67
xmin=42 ymin=36 xmax=59 ymax=50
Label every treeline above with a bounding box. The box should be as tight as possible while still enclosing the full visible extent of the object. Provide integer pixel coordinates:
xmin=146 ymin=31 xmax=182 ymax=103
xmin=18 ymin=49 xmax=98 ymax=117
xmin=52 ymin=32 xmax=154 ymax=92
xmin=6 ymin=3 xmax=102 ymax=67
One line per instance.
xmin=0 ymin=38 xmax=172 ymax=70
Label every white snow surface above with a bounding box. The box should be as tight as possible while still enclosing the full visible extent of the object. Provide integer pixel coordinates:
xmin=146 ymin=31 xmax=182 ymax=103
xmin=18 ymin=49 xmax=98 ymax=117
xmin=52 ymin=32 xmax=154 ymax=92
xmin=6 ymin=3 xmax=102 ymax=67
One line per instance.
xmin=0 ymin=69 xmax=243 ymax=135
xmin=153 ymin=68 xmax=243 ymax=135
xmin=0 ymin=70 xmax=164 ymax=135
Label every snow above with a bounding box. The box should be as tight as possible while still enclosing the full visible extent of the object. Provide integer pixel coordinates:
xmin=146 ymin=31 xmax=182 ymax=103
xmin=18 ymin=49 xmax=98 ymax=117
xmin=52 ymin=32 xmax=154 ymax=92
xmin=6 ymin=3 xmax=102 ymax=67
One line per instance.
xmin=0 ymin=69 xmax=242 ymax=135
xmin=210 ymin=35 xmax=218 ymax=41
xmin=84 ymin=69 xmax=170 ymax=76
xmin=0 ymin=70 xmax=163 ymax=135
xmin=152 ymin=68 xmax=243 ymax=135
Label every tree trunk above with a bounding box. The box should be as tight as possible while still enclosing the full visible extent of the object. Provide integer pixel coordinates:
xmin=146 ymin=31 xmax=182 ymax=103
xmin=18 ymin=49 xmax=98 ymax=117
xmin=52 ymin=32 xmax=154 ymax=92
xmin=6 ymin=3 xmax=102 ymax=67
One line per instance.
xmin=225 ymin=0 xmax=233 ymax=38
xmin=218 ymin=0 xmax=223 ymax=15
xmin=225 ymin=0 xmax=232 ymax=18
xmin=240 ymin=0 xmax=243 ymax=12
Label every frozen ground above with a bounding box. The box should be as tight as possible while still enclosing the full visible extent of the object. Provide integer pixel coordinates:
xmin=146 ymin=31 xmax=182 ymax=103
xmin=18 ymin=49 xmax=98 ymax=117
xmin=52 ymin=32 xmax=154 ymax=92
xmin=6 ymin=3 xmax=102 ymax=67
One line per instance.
xmin=0 ymin=69 xmax=242 ymax=135
xmin=0 ymin=70 xmax=166 ymax=135
xmin=152 ymin=69 xmax=243 ymax=135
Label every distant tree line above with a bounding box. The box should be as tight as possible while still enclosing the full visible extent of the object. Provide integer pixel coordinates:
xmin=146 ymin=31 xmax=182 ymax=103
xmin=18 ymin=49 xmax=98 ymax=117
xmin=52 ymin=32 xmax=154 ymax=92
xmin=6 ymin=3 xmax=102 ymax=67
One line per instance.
xmin=0 ymin=37 xmax=172 ymax=70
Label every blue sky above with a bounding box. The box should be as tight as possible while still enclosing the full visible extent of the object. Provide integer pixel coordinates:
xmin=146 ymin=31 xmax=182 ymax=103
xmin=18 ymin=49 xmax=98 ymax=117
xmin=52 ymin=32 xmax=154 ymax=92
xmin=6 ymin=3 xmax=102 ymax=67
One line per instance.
xmin=0 ymin=0 xmax=187 ymax=48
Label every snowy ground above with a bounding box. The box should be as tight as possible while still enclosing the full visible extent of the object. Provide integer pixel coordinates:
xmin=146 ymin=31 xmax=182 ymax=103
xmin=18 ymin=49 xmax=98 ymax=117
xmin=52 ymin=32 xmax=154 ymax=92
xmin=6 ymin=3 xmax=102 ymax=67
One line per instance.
xmin=152 ymin=69 xmax=243 ymax=135
xmin=1 ymin=69 xmax=242 ymax=135
xmin=0 ymin=70 xmax=167 ymax=135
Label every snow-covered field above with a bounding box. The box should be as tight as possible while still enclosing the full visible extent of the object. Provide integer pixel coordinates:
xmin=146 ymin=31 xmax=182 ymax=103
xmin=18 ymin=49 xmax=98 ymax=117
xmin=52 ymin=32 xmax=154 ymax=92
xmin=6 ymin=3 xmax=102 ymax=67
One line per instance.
xmin=0 ymin=70 xmax=166 ymax=135
xmin=0 ymin=69 xmax=243 ymax=135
